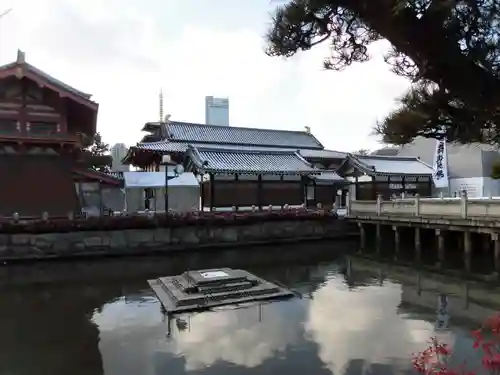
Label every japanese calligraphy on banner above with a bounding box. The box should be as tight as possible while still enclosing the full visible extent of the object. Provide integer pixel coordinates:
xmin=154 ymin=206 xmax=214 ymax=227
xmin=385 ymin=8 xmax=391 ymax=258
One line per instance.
xmin=432 ymin=138 xmax=449 ymax=188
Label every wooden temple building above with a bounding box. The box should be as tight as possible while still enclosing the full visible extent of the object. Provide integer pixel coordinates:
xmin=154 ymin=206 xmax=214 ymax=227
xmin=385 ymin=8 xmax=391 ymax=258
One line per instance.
xmin=0 ymin=51 xmax=122 ymax=218
xmin=335 ymin=153 xmax=434 ymax=200
xmin=123 ymin=121 xmax=349 ymax=210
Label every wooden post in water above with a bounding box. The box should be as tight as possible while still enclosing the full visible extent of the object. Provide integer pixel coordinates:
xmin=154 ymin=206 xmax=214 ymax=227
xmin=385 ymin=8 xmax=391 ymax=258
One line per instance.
xmin=464 ymin=231 xmax=472 ymax=273
xmin=393 ymin=225 xmax=400 ymax=260
xmin=376 ymin=224 xmax=381 ymax=255
xmin=492 ymin=233 xmax=500 ymax=275
xmin=483 ymin=233 xmax=491 ymax=253
xmin=436 ymin=229 xmax=445 ymax=268
xmin=415 ymin=227 xmax=422 ymax=264
xmin=463 ymin=282 xmax=470 ymax=309
xmin=358 ymin=223 xmax=366 ymax=251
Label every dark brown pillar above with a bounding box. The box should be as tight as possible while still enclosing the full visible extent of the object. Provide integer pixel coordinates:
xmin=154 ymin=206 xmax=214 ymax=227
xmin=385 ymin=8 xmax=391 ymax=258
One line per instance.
xmin=257 ymin=174 xmax=263 ymax=210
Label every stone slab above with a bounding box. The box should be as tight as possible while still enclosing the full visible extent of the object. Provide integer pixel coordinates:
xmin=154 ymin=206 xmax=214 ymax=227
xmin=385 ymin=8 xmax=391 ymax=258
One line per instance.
xmin=148 ymin=268 xmax=296 ymax=314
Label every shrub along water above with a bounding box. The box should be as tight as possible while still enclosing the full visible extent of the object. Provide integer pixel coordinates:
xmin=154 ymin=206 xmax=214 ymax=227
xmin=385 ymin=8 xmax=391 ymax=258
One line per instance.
xmin=0 ymin=210 xmax=336 ymax=234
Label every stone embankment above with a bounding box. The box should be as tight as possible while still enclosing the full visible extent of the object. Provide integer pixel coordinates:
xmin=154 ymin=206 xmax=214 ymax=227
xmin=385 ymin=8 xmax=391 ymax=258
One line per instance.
xmin=0 ymin=217 xmax=356 ymax=261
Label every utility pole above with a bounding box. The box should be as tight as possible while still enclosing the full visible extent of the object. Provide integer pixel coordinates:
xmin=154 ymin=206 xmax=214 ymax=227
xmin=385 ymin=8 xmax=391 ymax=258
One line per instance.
xmin=0 ymin=8 xmax=13 ymax=63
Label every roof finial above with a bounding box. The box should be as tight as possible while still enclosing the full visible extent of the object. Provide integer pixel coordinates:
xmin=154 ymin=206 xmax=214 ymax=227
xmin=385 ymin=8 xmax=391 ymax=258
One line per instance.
xmin=304 ymin=125 xmax=311 ymax=134
xmin=159 ymin=88 xmax=164 ymax=124
xmin=16 ymin=49 xmax=25 ymax=64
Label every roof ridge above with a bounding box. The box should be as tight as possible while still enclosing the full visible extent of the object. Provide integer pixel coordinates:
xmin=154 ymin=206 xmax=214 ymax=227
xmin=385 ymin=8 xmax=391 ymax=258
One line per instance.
xmin=358 ymin=154 xmax=422 ymax=161
xmin=194 ymin=146 xmax=301 ymax=155
xmin=169 ymin=120 xmax=315 ymax=135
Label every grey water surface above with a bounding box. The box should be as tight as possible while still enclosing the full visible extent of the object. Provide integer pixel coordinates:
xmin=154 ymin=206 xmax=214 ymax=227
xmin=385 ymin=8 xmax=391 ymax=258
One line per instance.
xmin=0 ymin=241 xmax=490 ymax=375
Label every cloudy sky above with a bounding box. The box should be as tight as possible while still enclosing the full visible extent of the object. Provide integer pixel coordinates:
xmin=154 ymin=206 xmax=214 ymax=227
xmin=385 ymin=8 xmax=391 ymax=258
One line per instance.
xmin=0 ymin=0 xmax=410 ymax=151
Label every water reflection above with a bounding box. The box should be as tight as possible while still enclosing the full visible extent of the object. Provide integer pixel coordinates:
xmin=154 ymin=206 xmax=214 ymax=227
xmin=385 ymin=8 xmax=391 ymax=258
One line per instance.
xmin=0 ymin=244 xmax=496 ymax=375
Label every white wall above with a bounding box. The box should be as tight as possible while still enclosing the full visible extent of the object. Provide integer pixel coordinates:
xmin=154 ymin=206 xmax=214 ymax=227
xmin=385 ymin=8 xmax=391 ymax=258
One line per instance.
xmin=449 ymin=177 xmax=500 ymax=197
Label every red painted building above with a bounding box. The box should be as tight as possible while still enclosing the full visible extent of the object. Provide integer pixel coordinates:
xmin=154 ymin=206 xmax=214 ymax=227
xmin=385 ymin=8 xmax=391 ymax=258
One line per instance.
xmin=0 ymin=50 xmax=121 ymax=218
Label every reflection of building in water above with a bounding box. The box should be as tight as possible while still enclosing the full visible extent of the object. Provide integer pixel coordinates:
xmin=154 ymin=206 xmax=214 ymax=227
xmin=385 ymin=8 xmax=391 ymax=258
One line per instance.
xmin=400 ymin=283 xmax=496 ymax=325
xmin=436 ymin=294 xmax=449 ymax=330
xmin=0 ymin=284 xmax=122 ymax=375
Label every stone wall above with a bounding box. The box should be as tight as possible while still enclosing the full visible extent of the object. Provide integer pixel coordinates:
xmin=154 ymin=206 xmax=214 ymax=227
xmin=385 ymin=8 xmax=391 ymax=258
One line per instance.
xmin=0 ymin=218 xmax=356 ymax=261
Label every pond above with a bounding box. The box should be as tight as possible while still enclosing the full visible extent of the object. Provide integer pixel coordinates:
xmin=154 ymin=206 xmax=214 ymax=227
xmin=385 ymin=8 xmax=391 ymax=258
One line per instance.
xmin=0 ymin=241 xmax=489 ymax=375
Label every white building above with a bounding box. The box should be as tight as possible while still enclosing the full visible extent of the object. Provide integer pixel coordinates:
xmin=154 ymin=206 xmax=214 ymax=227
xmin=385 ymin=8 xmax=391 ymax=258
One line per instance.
xmin=205 ymin=96 xmax=229 ymax=126
xmin=110 ymin=143 xmax=130 ymax=172
xmin=391 ymin=137 xmax=500 ymax=197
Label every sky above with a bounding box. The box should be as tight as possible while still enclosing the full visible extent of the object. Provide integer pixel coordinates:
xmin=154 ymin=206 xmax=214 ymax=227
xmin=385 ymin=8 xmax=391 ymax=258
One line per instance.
xmin=0 ymin=0 xmax=410 ymax=152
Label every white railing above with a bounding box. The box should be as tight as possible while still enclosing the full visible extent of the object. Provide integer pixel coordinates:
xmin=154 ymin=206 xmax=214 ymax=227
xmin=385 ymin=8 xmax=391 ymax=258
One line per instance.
xmin=347 ymin=192 xmax=500 ymax=220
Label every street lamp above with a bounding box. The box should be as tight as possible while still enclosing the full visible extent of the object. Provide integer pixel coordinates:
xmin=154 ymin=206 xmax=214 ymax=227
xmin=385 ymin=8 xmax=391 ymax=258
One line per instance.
xmin=162 ymin=154 xmax=184 ymax=213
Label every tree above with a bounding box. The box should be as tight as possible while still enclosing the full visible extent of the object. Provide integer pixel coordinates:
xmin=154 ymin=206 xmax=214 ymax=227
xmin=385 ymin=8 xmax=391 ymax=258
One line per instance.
xmin=86 ymin=132 xmax=112 ymax=173
xmin=266 ymin=0 xmax=500 ymax=142
xmin=374 ymin=83 xmax=500 ymax=145
xmin=354 ymin=149 xmax=370 ymax=155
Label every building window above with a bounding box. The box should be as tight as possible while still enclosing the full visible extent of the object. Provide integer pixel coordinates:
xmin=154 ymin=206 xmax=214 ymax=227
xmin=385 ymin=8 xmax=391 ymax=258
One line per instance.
xmin=28 ymin=121 xmax=58 ymax=135
xmin=0 ymin=119 xmax=19 ymax=134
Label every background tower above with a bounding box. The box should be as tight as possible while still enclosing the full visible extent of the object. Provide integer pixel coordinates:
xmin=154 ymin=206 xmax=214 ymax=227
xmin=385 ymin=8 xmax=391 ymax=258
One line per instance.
xmin=205 ymin=96 xmax=229 ymax=126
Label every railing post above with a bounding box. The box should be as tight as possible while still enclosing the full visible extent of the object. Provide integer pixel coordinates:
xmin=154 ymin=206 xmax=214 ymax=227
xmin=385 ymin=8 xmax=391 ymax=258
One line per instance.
xmin=414 ymin=193 xmax=420 ymax=216
xmin=461 ymin=189 xmax=468 ymax=219
xmin=376 ymin=194 xmax=382 ymax=216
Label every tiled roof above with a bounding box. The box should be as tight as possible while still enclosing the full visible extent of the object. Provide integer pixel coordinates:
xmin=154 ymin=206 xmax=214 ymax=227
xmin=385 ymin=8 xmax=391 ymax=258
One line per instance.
xmin=144 ymin=121 xmax=324 ymax=149
xmin=310 ymin=170 xmax=346 ymax=182
xmin=0 ymin=61 xmax=93 ymax=100
xmin=349 ymin=154 xmax=433 ymax=176
xmin=187 ymin=146 xmax=318 ymax=175
xmin=106 ymin=171 xmax=125 ymax=180
xmin=299 ymin=149 xmax=347 ymax=159
xmin=134 ymin=140 xmax=346 ymax=160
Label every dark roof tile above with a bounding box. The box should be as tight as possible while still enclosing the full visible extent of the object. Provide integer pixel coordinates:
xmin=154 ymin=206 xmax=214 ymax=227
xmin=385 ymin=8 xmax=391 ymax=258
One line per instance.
xmin=144 ymin=121 xmax=324 ymax=149
xmin=187 ymin=146 xmax=318 ymax=175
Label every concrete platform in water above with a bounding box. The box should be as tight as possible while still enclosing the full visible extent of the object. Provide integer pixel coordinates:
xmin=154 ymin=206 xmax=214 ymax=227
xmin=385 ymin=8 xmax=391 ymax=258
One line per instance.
xmin=148 ymin=267 xmax=296 ymax=314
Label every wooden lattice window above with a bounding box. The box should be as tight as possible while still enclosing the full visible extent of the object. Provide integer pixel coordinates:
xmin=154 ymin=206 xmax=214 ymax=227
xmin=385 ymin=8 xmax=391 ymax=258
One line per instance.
xmin=0 ymin=119 xmax=19 ymax=134
xmin=28 ymin=121 xmax=58 ymax=135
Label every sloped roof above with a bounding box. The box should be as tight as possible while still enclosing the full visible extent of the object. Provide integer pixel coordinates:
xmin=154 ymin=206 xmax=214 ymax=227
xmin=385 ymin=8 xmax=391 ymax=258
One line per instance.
xmin=73 ymin=169 xmax=123 ymax=186
xmin=143 ymin=121 xmax=324 ymax=149
xmin=299 ymin=149 xmax=347 ymax=159
xmin=310 ymin=170 xmax=347 ymax=184
xmin=339 ymin=154 xmax=433 ymax=176
xmin=0 ymin=52 xmax=96 ymax=108
xmin=134 ymin=140 xmax=345 ymax=159
xmin=186 ymin=146 xmax=318 ymax=175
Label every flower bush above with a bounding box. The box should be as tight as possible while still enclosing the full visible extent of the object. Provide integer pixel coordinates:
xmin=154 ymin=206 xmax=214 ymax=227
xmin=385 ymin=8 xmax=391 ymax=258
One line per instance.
xmin=0 ymin=209 xmax=337 ymax=234
xmin=413 ymin=313 xmax=500 ymax=374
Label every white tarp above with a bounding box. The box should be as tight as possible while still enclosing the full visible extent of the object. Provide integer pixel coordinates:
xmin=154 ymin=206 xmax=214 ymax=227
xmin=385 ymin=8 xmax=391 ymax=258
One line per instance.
xmin=123 ymin=172 xmax=199 ymax=188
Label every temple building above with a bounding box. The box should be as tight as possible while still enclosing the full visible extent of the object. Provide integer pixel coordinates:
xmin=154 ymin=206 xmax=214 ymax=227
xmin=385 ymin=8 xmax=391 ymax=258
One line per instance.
xmin=123 ymin=121 xmax=348 ymax=210
xmin=0 ymin=50 xmax=122 ymax=218
xmin=336 ymin=153 xmax=434 ymax=200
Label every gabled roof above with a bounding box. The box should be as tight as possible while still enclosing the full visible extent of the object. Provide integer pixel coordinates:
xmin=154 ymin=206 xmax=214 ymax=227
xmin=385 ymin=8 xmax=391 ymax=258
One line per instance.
xmin=310 ymin=170 xmax=348 ymax=184
xmin=0 ymin=50 xmax=97 ymax=110
xmin=186 ymin=146 xmax=318 ymax=175
xmin=337 ymin=154 xmax=433 ymax=177
xmin=143 ymin=121 xmax=324 ymax=149
xmin=72 ymin=169 xmax=123 ymax=186
xmin=299 ymin=149 xmax=347 ymax=159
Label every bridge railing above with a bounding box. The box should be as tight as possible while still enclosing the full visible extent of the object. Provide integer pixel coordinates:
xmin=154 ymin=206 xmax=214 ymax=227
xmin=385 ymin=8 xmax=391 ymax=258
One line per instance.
xmin=347 ymin=193 xmax=500 ymax=219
